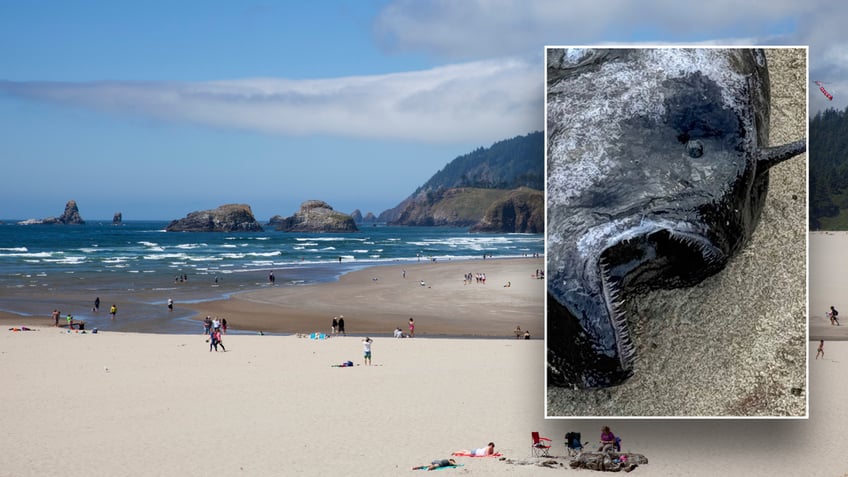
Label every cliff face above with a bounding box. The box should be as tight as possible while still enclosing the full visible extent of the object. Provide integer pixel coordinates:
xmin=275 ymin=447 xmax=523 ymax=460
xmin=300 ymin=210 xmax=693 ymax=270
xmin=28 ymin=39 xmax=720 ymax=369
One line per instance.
xmin=379 ymin=187 xmax=544 ymax=232
xmin=270 ymin=200 xmax=358 ymax=233
xmin=469 ymin=187 xmax=544 ymax=233
xmin=166 ymin=204 xmax=263 ymax=232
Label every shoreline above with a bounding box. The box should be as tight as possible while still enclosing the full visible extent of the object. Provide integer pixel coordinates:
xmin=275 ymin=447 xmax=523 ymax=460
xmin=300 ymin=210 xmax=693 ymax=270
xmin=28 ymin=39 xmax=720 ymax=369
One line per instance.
xmin=0 ymin=256 xmax=545 ymax=338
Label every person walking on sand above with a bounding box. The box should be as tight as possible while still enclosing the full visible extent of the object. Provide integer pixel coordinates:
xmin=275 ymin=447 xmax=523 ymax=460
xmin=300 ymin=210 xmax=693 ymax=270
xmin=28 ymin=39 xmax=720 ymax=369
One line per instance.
xmin=109 ymin=304 xmax=117 ymax=319
xmin=338 ymin=315 xmax=346 ymax=336
xmin=817 ymin=340 xmax=825 ymax=359
xmin=214 ymin=328 xmax=226 ymax=352
xmin=362 ymin=337 xmax=373 ymax=365
xmin=221 ymin=318 xmax=227 ymax=334
xmin=409 ymin=317 xmax=415 ymax=337
xmin=332 ymin=316 xmax=338 ymax=335
xmin=830 ymin=306 xmax=840 ymax=326
xmin=52 ymin=309 xmax=60 ymax=327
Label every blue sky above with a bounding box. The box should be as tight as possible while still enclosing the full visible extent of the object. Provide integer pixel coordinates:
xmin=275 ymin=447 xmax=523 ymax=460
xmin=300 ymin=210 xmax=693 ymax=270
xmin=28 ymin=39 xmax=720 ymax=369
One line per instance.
xmin=0 ymin=1 xmax=837 ymax=220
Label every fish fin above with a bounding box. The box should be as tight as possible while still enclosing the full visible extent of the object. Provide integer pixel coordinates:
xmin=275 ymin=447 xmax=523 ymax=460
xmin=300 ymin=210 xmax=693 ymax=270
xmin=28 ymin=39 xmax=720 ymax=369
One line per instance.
xmin=758 ymin=139 xmax=806 ymax=169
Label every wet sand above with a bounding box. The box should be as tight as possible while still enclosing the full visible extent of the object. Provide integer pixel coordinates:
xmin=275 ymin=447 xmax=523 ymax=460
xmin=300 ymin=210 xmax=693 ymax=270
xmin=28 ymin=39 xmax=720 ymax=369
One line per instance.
xmin=183 ymin=257 xmax=545 ymax=337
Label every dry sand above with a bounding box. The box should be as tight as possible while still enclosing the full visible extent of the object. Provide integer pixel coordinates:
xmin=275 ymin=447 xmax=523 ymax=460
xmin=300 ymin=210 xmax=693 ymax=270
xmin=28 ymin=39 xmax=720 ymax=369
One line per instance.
xmin=547 ymin=48 xmax=808 ymax=417
xmin=0 ymin=329 xmax=846 ymax=476
xmin=810 ymin=232 xmax=848 ymax=341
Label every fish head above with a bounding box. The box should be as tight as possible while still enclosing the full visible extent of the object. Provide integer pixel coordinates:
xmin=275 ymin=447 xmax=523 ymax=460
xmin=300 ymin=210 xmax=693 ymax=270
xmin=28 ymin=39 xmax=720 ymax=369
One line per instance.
xmin=546 ymin=48 xmax=781 ymax=388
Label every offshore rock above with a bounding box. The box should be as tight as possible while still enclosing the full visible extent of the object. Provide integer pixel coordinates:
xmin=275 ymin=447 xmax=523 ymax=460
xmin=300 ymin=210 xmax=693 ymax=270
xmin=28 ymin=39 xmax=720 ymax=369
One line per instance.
xmin=20 ymin=200 xmax=86 ymax=225
xmin=270 ymin=200 xmax=358 ymax=232
xmin=166 ymin=204 xmax=263 ymax=232
xmin=470 ymin=187 xmax=543 ymax=233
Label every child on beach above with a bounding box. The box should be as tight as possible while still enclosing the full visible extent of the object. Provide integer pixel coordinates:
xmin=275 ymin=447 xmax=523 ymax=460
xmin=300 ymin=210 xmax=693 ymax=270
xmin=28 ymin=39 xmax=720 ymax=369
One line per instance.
xmin=817 ymin=340 xmax=825 ymax=359
xmin=109 ymin=304 xmax=117 ymax=319
xmin=362 ymin=337 xmax=372 ymax=365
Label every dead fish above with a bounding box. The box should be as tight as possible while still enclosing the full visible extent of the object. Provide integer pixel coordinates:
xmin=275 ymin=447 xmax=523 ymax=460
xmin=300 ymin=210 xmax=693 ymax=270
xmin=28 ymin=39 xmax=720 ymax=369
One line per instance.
xmin=546 ymin=48 xmax=805 ymax=389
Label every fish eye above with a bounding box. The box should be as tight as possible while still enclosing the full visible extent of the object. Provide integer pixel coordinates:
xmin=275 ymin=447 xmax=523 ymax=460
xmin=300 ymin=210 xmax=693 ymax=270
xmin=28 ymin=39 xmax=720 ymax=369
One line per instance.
xmin=686 ymin=140 xmax=704 ymax=158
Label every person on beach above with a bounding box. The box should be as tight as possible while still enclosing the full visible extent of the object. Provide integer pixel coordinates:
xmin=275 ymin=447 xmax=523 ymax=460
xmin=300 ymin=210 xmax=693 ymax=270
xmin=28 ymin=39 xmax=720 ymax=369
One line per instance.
xmin=66 ymin=313 xmax=74 ymax=329
xmin=167 ymin=298 xmax=173 ymax=312
xmin=453 ymin=442 xmax=496 ymax=456
xmin=409 ymin=317 xmax=415 ymax=337
xmin=599 ymin=426 xmax=617 ymax=452
xmin=93 ymin=296 xmax=100 ymax=312
xmin=214 ymin=329 xmax=226 ymax=352
xmin=203 ymin=316 xmax=212 ymax=335
xmin=412 ymin=458 xmax=457 ymax=470
xmin=524 ymin=330 xmax=531 ymax=340
xmin=221 ymin=318 xmax=227 ymax=334
xmin=269 ymin=270 xmax=275 ymax=285
xmin=830 ymin=306 xmax=840 ymax=326
xmin=209 ymin=329 xmax=219 ymax=352
xmin=514 ymin=325 xmax=522 ymax=338
xmin=109 ymin=304 xmax=117 ymax=319
xmin=338 ymin=315 xmax=346 ymax=336
xmin=52 ymin=309 xmax=60 ymax=327
xmin=332 ymin=316 xmax=338 ymax=335
xmin=394 ymin=327 xmax=404 ymax=338
xmin=817 ymin=340 xmax=825 ymax=359
xmin=362 ymin=337 xmax=373 ymax=365
xmin=212 ymin=318 xmax=220 ymax=332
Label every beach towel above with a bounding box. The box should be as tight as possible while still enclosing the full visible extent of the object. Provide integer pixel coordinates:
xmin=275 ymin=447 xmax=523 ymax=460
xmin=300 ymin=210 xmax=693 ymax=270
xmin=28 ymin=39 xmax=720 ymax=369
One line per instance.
xmin=450 ymin=452 xmax=502 ymax=458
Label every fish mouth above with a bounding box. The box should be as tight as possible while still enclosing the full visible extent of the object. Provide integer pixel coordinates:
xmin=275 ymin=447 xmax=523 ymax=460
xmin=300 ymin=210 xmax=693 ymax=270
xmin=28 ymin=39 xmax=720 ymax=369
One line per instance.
xmin=548 ymin=225 xmax=726 ymax=389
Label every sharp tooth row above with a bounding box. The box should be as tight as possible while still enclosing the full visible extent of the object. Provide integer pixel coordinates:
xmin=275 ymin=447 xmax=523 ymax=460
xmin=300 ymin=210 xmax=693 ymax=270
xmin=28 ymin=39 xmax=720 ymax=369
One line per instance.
xmin=600 ymin=259 xmax=635 ymax=370
xmin=667 ymin=230 xmax=721 ymax=264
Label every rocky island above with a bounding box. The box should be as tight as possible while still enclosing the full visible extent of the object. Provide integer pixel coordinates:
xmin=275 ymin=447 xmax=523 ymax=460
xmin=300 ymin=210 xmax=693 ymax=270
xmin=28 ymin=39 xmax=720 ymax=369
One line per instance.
xmin=18 ymin=200 xmax=85 ymax=225
xmin=269 ymin=200 xmax=358 ymax=232
xmin=166 ymin=204 xmax=263 ymax=232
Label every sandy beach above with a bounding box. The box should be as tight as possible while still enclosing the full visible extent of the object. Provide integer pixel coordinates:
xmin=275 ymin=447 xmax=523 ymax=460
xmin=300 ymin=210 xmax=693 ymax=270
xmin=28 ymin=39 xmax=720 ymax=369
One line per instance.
xmin=182 ymin=257 xmax=545 ymax=337
xmin=1 ymin=328 xmax=846 ymax=476
xmin=810 ymin=232 xmax=848 ymax=341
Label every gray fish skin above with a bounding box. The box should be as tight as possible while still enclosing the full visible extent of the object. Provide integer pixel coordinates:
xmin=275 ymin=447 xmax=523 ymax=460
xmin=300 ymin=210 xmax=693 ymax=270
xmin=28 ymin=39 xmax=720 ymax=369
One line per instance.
xmin=546 ymin=48 xmax=805 ymax=389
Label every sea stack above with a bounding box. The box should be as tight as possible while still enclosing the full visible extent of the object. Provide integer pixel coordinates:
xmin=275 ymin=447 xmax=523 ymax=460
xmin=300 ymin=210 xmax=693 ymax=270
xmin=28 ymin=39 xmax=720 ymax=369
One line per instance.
xmin=166 ymin=204 xmax=264 ymax=232
xmin=268 ymin=200 xmax=358 ymax=232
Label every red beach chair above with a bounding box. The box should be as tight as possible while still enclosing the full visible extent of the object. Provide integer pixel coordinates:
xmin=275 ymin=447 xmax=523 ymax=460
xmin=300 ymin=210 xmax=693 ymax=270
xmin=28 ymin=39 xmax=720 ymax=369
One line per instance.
xmin=531 ymin=431 xmax=552 ymax=457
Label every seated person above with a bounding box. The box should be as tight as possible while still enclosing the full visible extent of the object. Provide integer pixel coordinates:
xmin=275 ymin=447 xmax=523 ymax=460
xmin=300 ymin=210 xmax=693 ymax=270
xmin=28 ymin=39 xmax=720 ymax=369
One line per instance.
xmin=598 ymin=426 xmax=617 ymax=452
xmin=412 ymin=458 xmax=457 ymax=470
xmin=394 ymin=327 xmax=404 ymax=338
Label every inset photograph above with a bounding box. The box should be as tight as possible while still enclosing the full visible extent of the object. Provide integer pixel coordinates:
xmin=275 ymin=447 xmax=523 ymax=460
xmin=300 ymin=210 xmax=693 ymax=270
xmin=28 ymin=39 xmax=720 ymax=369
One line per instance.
xmin=545 ymin=47 xmax=807 ymax=417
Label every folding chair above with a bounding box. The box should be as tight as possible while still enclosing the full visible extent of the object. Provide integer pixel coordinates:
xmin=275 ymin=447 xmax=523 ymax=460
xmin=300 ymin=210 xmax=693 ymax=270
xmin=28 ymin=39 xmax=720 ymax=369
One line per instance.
xmin=531 ymin=431 xmax=552 ymax=457
xmin=565 ymin=431 xmax=584 ymax=457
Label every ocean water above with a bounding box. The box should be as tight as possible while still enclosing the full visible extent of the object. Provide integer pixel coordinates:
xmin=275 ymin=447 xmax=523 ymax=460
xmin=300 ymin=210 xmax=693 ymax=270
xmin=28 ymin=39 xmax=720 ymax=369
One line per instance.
xmin=0 ymin=221 xmax=543 ymax=333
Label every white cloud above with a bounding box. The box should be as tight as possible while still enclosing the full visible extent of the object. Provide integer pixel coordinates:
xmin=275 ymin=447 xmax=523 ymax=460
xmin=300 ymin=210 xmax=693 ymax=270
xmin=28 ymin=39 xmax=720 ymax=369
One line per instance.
xmin=374 ymin=0 xmax=848 ymax=112
xmin=0 ymin=58 xmax=542 ymax=144
xmin=373 ymin=0 xmax=819 ymax=59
